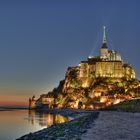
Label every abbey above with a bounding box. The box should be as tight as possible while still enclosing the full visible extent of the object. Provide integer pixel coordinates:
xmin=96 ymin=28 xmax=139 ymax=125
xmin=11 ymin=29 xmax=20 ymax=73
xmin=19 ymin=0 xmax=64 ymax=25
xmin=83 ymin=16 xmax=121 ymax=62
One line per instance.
xmin=63 ymin=27 xmax=136 ymax=90
xmin=80 ymin=26 xmax=135 ymax=78
xmin=65 ymin=27 xmax=135 ymax=88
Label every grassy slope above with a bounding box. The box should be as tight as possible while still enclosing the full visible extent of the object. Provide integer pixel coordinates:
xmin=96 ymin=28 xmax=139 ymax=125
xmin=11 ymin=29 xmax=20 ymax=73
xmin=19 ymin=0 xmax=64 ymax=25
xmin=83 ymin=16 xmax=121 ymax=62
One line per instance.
xmin=105 ymin=99 xmax=140 ymax=112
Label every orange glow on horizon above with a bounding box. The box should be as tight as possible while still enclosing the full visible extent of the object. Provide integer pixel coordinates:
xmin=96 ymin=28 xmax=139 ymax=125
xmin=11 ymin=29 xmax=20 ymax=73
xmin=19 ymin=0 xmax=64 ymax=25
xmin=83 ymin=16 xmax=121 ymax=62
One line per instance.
xmin=0 ymin=89 xmax=34 ymax=107
xmin=0 ymin=95 xmax=29 ymax=107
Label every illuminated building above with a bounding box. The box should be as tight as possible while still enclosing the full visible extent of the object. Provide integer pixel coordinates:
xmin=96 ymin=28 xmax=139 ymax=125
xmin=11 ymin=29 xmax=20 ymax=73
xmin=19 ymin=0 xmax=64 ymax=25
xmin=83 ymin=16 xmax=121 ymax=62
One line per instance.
xmin=78 ymin=26 xmax=135 ymax=88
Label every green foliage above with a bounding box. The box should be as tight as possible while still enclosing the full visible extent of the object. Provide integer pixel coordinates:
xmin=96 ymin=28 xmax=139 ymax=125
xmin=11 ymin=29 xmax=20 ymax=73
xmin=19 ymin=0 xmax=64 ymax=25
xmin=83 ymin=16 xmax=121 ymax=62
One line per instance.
xmin=74 ymin=137 xmax=81 ymax=140
xmin=55 ymin=127 xmax=64 ymax=137
xmin=57 ymin=95 xmax=69 ymax=106
xmin=107 ymin=99 xmax=140 ymax=112
xmin=72 ymin=121 xmax=82 ymax=126
xmin=73 ymin=79 xmax=81 ymax=89
xmin=117 ymin=82 xmax=123 ymax=87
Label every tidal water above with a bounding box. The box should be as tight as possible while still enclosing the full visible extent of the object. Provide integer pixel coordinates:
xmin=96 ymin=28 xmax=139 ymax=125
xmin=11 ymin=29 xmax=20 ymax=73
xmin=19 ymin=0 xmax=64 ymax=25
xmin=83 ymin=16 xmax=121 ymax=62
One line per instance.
xmin=0 ymin=110 xmax=69 ymax=140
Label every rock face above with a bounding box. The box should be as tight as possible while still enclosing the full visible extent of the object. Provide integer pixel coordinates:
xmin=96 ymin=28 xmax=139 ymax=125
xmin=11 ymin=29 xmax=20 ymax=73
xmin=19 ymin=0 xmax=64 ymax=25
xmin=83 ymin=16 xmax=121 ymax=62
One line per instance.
xmin=55 ymin=76 xmax=140 ymax=109
xmin=29 ymin=27 xmax=140 ymax=110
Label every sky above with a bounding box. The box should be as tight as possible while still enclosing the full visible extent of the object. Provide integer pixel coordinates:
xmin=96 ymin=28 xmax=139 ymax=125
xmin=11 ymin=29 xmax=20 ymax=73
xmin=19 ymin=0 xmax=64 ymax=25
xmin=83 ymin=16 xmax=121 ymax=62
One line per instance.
xmin=0 ymin=0 xmax=140 ymax=106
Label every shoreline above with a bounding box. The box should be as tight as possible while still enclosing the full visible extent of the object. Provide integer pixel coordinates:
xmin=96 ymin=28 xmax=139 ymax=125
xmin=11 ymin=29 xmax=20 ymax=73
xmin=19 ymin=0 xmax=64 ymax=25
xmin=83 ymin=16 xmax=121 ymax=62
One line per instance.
xmin=16 ymin=109 xmax=99 ymax=140
xmin=35 ymin=108 xmax=98 ymax=118
xmin=0 ymin=108 xmax=28 ymax=112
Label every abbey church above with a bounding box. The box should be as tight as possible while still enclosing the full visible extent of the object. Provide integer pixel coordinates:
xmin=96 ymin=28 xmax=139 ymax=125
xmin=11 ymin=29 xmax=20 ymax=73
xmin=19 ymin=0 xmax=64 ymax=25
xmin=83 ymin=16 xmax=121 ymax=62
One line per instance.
xmin=79 ymin=27 xmax=135 ymax=81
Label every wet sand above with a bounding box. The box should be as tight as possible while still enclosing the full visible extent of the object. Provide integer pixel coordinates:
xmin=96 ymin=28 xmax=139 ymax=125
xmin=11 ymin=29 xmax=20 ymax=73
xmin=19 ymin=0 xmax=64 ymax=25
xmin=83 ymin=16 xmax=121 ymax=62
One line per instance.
xmin=82 ymin=111 xmax=140 ymax=140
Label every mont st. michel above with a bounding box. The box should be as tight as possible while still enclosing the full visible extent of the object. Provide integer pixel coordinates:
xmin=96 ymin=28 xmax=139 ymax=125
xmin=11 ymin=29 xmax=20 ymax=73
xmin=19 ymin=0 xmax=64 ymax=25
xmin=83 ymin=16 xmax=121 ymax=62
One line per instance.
xmin=1 ymin=1 xmax=140 ymax=140
xmin=20 ymin=28 xmax=140 ymax=140
xmin=29 ymin=27 xmax=140 ymax=110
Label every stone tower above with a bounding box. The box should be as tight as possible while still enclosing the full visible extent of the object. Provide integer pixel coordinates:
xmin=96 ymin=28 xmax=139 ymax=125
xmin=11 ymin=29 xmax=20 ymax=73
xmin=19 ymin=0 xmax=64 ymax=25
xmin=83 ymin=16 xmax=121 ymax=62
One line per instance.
xmin=29 ymin=95 xmax=36 ymax=109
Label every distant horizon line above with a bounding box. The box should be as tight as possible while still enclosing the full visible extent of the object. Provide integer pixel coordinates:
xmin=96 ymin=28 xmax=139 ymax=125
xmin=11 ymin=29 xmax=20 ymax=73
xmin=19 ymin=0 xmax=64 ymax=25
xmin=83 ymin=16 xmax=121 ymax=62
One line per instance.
xmin=0 ymin=105 xmax=28 ymax=108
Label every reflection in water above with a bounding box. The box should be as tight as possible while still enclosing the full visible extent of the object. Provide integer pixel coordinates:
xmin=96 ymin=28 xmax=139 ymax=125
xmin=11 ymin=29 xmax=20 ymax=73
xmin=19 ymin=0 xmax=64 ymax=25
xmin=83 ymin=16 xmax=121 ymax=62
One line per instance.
xmin=28 ymin=110 xmax=69 ymax=128
xmin=0 ymin=110 xmax=69 ymax=140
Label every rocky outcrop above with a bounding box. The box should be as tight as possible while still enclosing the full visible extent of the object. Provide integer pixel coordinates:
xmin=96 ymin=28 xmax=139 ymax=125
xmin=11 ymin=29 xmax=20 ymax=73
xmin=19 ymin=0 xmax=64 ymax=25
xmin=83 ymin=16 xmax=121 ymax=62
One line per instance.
xmin=42 ymin=74 xmax=140 ymax=110
xmin=29 ymin=66 xmax=140 ymax=109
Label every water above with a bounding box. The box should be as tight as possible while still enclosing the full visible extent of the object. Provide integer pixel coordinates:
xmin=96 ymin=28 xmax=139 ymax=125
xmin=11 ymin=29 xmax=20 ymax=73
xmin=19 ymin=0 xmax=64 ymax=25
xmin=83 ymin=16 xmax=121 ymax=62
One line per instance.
xmin=0 ymin=110 xmax=69 ymax=140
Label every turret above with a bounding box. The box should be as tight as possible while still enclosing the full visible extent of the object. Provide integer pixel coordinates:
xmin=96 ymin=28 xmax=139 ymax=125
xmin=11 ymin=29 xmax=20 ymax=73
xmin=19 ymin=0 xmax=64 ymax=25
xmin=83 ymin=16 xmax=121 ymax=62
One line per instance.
xmin=29 ymin=95 xmax=36 ymax=109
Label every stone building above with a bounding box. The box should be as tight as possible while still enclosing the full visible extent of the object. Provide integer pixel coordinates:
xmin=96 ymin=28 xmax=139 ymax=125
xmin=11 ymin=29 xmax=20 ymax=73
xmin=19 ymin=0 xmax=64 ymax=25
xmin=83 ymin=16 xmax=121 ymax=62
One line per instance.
xmin=36 ymin=94 xmax=54 ymax=108
xmin=78 ymin=26 xmax=135 ymax=82
xmin=29 ymin=94 xmax=54 ymax=109
xmin=29 ymin=95 xmax=36 ymax=109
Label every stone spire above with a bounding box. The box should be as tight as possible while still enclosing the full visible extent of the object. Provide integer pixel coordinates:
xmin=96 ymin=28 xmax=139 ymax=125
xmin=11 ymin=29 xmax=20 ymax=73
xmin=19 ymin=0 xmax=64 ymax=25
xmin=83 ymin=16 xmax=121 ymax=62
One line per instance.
xmin=102 ymin=26 xmax=108 ymax=48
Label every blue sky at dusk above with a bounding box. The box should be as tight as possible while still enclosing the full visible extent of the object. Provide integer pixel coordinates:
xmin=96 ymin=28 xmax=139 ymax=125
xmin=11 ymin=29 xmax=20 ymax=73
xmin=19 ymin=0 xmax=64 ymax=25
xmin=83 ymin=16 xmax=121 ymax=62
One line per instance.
xmin=0 ymin=0 xmax=140 ymax=105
